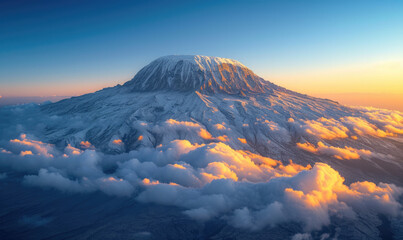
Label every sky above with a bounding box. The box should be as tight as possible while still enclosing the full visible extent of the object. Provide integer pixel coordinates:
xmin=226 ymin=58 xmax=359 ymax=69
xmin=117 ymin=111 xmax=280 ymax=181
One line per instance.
xmin=0 ymin=0 xmax=402 ymax=110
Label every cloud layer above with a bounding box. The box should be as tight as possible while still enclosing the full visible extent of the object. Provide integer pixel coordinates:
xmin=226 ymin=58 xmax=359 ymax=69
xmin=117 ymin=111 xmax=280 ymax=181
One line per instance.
xmin=0 ymin=104 xmax=402 ymax=234
xmin=293 ymin=107 xmax=403 ymax=140
xmin=1 ymin=133 xmax=402 ymax=232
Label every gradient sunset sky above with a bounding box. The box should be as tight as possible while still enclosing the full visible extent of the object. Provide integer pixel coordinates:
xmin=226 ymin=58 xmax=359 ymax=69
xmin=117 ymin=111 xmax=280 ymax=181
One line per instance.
xmin=1 ymin=0 xmax=402 ymax=110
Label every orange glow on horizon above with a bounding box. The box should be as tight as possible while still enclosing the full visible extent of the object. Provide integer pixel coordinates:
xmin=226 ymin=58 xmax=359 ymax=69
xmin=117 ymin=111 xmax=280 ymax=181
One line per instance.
xmin=261 ymin=60 xmax=403 ymax=111
xmin=0 ymin=76 xmax=127 ymax=98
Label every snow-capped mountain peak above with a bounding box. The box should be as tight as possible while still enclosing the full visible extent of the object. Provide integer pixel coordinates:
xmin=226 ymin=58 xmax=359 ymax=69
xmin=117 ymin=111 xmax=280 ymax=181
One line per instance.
xmin=123 ymin=55 xmax=267 ymax=94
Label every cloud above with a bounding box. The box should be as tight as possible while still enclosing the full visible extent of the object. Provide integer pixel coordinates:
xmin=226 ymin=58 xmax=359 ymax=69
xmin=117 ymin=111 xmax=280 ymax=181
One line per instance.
xmin=293 ymin=118 xmax=349 ymax=140
xmin=1 ymin=131 xmax=402 ymax=233
xmin=112 ymin=139 xmax=123 ymax=145
xmin=80 ymin=141 xmax=93 ymax=149
xmin=0 ymin=148 xmax=11 ymax=154
xmin=119 ymin=140 xmax=312 ymax=187
xmin=198 ymin=128 xmax=229 ymax=142
xmin=95 ymin=176 xmax=135 ymax=196
xmin=341 ymin=116 xmax=391 ymax=137
xmin=0 ymin=103 xmax=402 ymax=234
xmin=296 ymin=141 xmax=373 ymax=160
xmin=296 ymin=141 xmax=393 ymax=161
xmin=24 ymin=169 xmax=93 ymax=193
xmin=155 ymin=119 xmax=230 ymax=143
xmin=10 ymin=134 xmax=55 ymax=157
xmin=339 ymin=181 xmax=403 ymax=216
xmin=237 ymin=138 xmax=247 ymax=144
xmin=165 ymin=119 xmax=201 ymax=128
xmin=0 ymin=134 xmax=402 ymax=233
xmin=229 ymin=202 xmax=285 ymax=230
xmin=20 ymin=150 xmax=33 ymax=156
xmin=292 ymin=108 xmax=403 ymax=140
xmin=1 ymin=133 xmax=310 ymax=195
xmin=198 ymin=128 xmax=213 ymax=140
xmin=139 ymin=163 xmax=402 ymax=231
xmin=24 ymin=168 xmax=135 ymax=197
xmin=352 ymin=106 xmax=403 ymax=135
xmin=214 ymin=123 xmax=226 ymax=130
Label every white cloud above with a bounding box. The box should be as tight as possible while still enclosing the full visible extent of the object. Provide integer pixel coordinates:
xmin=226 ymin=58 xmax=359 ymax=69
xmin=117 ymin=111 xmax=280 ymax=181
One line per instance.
xmin=296 ymin=141 xmax=394 ymax=161
xmin=0 ymin=103 xmax=402 ymax=234
xmin=294 ymin=118 xmax=349 ymax=140
xmin=0 ymin=132 xmax=401 ymax=232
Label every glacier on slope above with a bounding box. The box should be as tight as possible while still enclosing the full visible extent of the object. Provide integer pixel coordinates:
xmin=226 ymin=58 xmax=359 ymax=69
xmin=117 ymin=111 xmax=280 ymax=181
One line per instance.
xmin=123 ymin=55 xmax=268 ymax=94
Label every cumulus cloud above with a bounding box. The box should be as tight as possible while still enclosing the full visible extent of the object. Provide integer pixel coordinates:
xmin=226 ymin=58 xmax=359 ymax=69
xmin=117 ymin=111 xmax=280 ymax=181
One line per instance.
xmin=165 ymin=119 xmax=200 ymax=128
xmin=112 ymin=139 xmax=123 ymax=145
xmin=214 ymin=123 xmax=226 ymax=130
xmin=10 ymin=134 xmax=55 ymax=157
xmin=295 ymin=118 xmax=349 ymax=140
xmin=80 ymin=141 xmax=93 ymax=149
xmin=154 ymin=119 xmax=230 ymax=143
xmin=1 ymin=132 xmax=402 ymax=232
xmin=237 ymin=138 xmax=247 ymax=144
xmin=229 ymin=202 xmax=285 ymax=230
xmin=0 ymin=134 xmax=134 ymax=196
xmin=353 ymin=106 xmax=403 ymax=134
xmin=296 ymin=141 xmax=373 ymax=160
xmin=293 ymin=108 xmax=403 ymax=140
xmin=24 ymin=169 xmax=93 ymax=193
xmin=0 ymin=104 xmax=402 ymax=234
xmin=341 ymin=116 xmax=392 ymax=137
xmin=139 ymin=163 xmax=402 ymax=231
xmin=1 ymin=133 xmax=309 ymax=194
xmin=118 ymin=140 xmax=311 ymax=187
xmin=296 ymin=141 xmax=394 ymax=161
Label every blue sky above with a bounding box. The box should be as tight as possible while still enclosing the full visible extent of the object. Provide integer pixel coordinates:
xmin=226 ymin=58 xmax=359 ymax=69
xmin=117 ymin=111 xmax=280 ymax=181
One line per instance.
xmin=0 ymin=0 xmax=402 ymax=99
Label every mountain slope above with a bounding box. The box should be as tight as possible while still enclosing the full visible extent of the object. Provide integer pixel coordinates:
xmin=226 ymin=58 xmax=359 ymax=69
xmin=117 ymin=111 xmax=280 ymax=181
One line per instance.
xmin=42 ymin=55 xmax=351 ymax=150
xmin=39 ymin=55 xmax=403 ymax=184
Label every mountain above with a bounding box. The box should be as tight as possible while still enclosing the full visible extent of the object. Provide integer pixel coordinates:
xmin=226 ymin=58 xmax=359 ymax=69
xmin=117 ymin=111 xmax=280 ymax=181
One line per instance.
xmin=123 ymin=55 xmax=267 ymax=94
xmin=41 ymin=55 xmax=346 ymax=151
xmin=1 ymin=55 xmax=403 ymax=240
xmin=41 ymin=55 xmax=402 ymax=183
